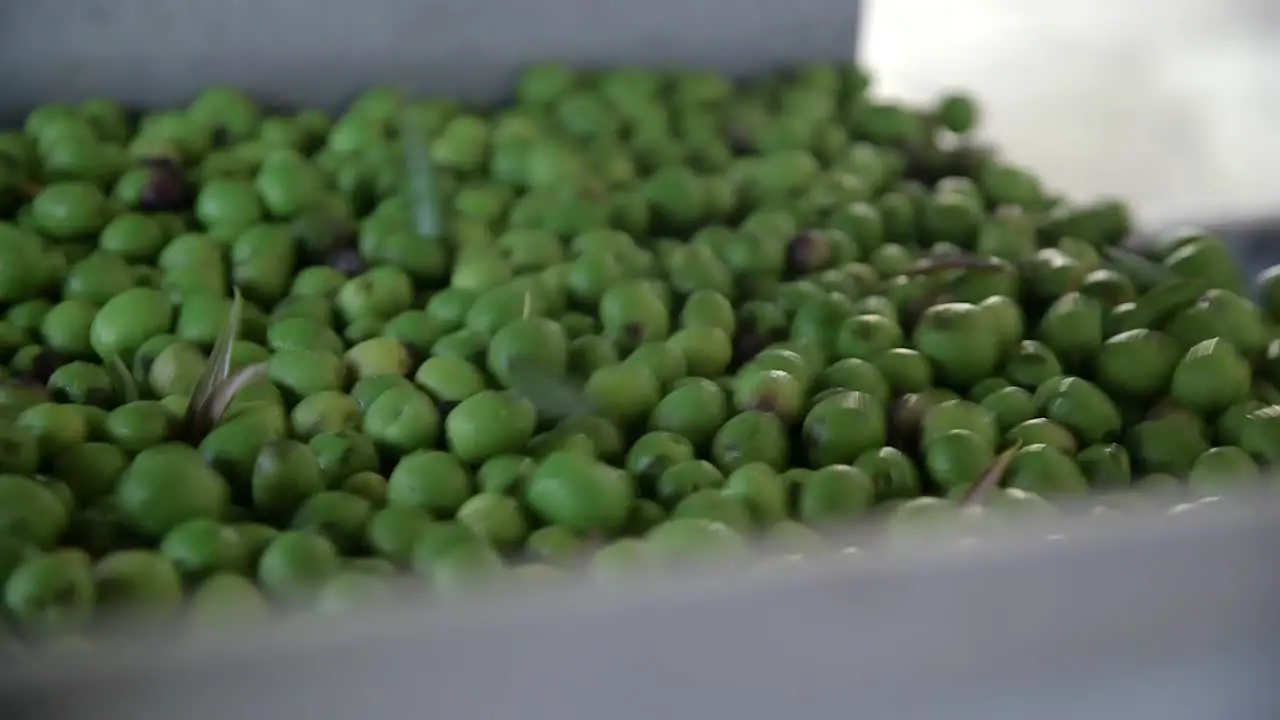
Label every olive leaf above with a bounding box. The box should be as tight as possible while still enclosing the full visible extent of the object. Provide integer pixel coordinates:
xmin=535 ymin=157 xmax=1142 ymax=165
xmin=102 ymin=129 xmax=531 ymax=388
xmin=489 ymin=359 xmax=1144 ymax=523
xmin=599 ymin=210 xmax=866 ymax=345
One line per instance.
xmin=1102 ymin=246 xmax=1175 ymax=289
xmin=178 ymin=288 xmax=267 ymax=443
xmin=1255 ymin=381 xmax=1280 ymax=406
xmin=399 ymin=109 xmax=442 ymax=241
xmin=521 ymin=290 xmax=534 ymax=320
xmin=958 ymin=440 xmax=1023 ymax=508
xmin=188 ymin=287 xmax=244 ymax=406
xmin=504 ymin=358 xmax=599 ymax=420
xmin=192 ymin=363 xmax=269 ymax=432
xmin=103 ymin=354 xmax=138 ymax=404
xmin=1103 ymin=246 xmax=1208 ymax=328
xmin=1124 ymin=278 xmax=1208 ymax=331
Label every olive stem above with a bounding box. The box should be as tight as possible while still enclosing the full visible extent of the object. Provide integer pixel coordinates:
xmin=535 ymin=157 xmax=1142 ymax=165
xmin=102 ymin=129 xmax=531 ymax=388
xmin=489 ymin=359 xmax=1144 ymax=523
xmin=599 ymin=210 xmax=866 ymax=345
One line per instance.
xmin=959 ymin=440 xmax=1023 ymax=507
xmin=103 ymin=355 xmax=138 ymax=404
xmin=1256 ymin=381 xmax=1280 ymax=406
xmin=903 ymin=256 xmax=1006 ymax=276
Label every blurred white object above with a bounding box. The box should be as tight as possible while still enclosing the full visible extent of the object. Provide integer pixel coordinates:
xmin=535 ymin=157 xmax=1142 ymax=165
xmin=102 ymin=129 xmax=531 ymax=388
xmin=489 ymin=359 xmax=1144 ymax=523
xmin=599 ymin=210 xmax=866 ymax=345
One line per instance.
xmin=864 ymin=0 xmax=1280 ymax=225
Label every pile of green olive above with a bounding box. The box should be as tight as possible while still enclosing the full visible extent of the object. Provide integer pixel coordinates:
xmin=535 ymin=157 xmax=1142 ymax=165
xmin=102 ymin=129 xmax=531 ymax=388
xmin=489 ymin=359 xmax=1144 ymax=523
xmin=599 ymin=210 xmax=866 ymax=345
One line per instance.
xmin=0 ymin=62 xmax=1277 ymax=652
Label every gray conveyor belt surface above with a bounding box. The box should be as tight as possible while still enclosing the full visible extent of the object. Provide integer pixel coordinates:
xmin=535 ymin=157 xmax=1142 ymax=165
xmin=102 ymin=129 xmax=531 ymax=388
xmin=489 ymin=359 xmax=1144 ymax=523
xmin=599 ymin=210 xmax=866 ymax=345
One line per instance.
xmin=3 ymin=499 xmax=1279 ymax=720
xmin=0 ymin=0 xmax=861 ymax=121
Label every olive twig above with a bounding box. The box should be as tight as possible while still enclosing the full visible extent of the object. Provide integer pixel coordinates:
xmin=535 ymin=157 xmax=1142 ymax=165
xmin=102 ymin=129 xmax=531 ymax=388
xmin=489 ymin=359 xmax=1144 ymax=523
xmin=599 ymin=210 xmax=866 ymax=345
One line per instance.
xmin=958 ymin=440 xmax=1022 ymax=507
xmin=902 ymin=255 xmax=1006 ymax=277
xmin=893 ymin=256 xmax=1007 ymax=324
xmin=178 ymin=287 xmax=267 ymax=443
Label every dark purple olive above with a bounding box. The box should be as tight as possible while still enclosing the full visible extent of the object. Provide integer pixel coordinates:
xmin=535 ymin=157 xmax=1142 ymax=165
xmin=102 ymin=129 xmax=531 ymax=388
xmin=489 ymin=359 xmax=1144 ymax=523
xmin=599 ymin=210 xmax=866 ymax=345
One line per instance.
xmin=725 ymin=124 xmax=756 ymax=155
xmin=0 ymin=186 xmax=24 ymax=216
xmin=942 ymin=142 xmax=996 ymax=179
xmin=581 ymin=179 xmax=609 ymax=202
xmin=210 ymin=124 xmax=231 ymax=148
xmin=27 ymin=349 xmax=66 ymax=384
xmin=84 ymin=387 xmax=117 ymax=409
xmin=325 ymin=248 xmax=367 ymax=277
xmin=137 ymin=166 xmax=188 ymax=212
xmin=746 ymin=390 xmax=780 ymax=415
xmin=294 ymin=212 xmax=358 ymax=260
xmin=0 ymin=154 xmax=24 ymax=209
xmin=888 ymin=393 xmax=932 ymax=447
xmin=139 ymin=155 xmax=179 ymax=168
xmin=610 ymin=322 xmax=648 ymax=355
xmin=6 ymin=350 xmax=65 ymax=390
xmin=785 ymin=230 xmax=833 ymax=276
xmin=903 ymin=141 xmax=947 ymax=185
xmin=903 ymin=290 xmax=953 ymax=331
xmin=435 ymin=400 xmax=459 ymax=421
xmin=334 ymin=226 xmax=358 ymax=250
xmin=3 ymin=374 xmax=46 ymax=391
xmin=730 ymin=327 xmax=774 ymax=369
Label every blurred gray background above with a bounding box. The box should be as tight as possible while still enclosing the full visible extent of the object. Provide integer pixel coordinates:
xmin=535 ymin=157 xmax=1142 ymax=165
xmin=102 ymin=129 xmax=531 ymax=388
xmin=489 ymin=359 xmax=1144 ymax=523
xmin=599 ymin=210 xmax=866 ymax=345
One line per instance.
xmin=867 ymin=0 xmax=1280 ymax=226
